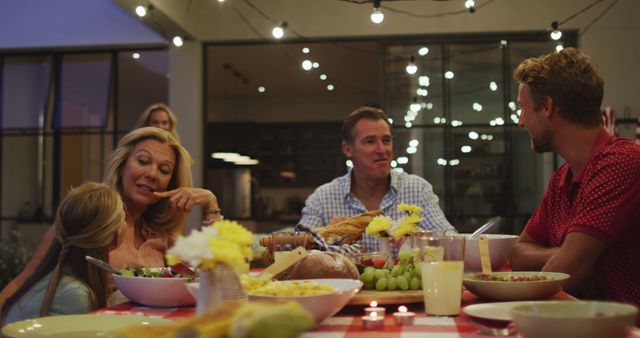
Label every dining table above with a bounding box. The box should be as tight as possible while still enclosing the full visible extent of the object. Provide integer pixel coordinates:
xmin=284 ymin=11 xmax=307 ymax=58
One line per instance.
xmin=95 ymin=289 xmax=640 ymax=338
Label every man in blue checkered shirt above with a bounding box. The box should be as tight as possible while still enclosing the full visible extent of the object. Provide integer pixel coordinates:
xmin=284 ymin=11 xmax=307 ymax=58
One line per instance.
xmin=296 ymin=106 xmax=455 ymax=256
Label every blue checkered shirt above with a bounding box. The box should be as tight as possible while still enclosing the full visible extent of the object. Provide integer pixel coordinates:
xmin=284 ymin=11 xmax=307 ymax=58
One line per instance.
xmin=296 ymin=169 xmax=455 ymax=255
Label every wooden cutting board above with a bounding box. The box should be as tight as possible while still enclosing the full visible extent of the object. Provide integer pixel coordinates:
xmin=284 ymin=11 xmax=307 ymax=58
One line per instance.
xmin=349 ymin=289 xmax=424 ymax=305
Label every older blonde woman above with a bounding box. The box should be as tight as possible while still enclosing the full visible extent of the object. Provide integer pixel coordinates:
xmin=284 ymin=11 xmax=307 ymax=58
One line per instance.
xmin=0 ymin=128 xmax=221 ymax=308
xmin=136 ymin=103 xmax=180 ymax=141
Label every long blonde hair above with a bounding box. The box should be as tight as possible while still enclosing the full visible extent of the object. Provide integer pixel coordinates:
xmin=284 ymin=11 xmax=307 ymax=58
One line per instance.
xmin=1 ymin=182 xmax=124 ymax=321
xmin=103 ymin=127 xmax=193 ymax=235
xmin=136 ymin=103 xmax=180 ymax=141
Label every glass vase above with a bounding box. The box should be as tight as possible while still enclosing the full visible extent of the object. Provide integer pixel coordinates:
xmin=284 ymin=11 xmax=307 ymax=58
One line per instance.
xmin=196 ymin=263 xmax=247 ymax=314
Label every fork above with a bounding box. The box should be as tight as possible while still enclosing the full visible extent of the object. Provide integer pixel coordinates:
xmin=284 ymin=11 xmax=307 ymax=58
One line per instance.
xmin=469 ymin=320 xmax=517 ymax=336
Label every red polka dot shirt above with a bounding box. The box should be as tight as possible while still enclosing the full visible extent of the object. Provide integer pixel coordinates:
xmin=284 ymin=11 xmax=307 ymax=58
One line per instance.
xmin=525 ymin=129 xmax=640 ymax=307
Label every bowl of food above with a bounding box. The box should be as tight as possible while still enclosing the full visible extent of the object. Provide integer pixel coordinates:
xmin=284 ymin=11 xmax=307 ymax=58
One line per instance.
xmin=189 ymin=276 xmax=362 ymax=324
xmin=248 ymin=278 xmax=362 ymax=324
xmin=113 ymin=267 xmax=197 ymax=307
xmin=462 ymin=234 xmax=519 ymax=272
xmin=463 ymin=271 xmax=570 ymax=301
xmin=511 ymin=301 xmax=638 ymax=338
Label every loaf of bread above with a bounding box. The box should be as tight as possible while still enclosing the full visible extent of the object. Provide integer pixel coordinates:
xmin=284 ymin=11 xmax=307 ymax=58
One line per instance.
xmin=283 ymin=250 xmax=359 ymax=280
xmin=315 ymin=209 xmax=384 ymax=245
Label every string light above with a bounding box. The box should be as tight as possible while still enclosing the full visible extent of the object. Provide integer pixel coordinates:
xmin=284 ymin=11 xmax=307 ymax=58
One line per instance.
xmin=406 ymin=56 xmax=417 ymax=75
xmin=418 ymin=47 xmax=429 ymax=56
xmin=172 ymin=36 xmax=184 ymax=47
xmin=550 ymin=21 xmax=562 ymax=40
xmin=258 ymin=86 xmax=266 ymax=93
xmin=272 ymin=21 xmax=287 ymax=39
xmin=320 ymin=74 xmax=327 ymax=80
xmin=135 ymin=5 xmax=147 ymax=17
xmin=132 ymin=52 xmax=140 ymax=59
xmin=327 ymin=84 xmax=335 ymax=91
xmin=302 ymin=60 xmax=313 ymax=71
xmin=410 ymin=97 xmax=421 ymax=112
xmin=371 ymin=0 xmax=384 ymax=24
xmin=464 ymin=0 xmax=476 ymax=13
xmin=302 ymin=47 xmax=310 ymax=54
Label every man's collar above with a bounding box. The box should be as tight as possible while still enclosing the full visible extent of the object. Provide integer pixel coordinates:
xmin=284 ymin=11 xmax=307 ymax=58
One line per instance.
xmin=561 ymin=128 xmax=613 ymax=186
xmin=340 ymin=168 xmax=397 ymax=197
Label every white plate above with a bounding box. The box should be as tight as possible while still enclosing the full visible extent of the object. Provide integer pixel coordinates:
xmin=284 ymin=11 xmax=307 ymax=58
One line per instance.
xmin=1 ymin=314 xmax=170 ymax=337
xmin=463 ymin=301 xmax=548 ymax=322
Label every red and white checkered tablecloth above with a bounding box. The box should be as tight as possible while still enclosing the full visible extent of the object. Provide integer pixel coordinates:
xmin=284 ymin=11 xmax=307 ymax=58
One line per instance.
xmin=95 ymin=290 xmax=640 ymax=338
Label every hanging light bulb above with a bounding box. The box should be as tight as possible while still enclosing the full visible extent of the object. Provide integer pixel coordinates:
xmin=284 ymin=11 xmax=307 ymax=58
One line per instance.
xmin=272 ymin=21 xmax=288 ymax=39
xmin=370 ymin=0 xmax=384 ymax=24
xmin=135 ymin=5 xmax=147 ymax=17
xmin=301 ymin=60 xmax=313 ymax=71
xmin=464 ymin=0 xmax=476 ymax=13
xmin=406 ymin=56 xmax=417 ymax=75
xmin=550 ymin=21 xmax=562 ymax=41
xmin=172 ymin=36 xmax=184 ymax=47
xmin=410 ymin=97 xmax=421 ymax=112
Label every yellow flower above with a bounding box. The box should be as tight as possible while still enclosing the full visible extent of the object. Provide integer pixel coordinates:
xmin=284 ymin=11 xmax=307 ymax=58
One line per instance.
xmin=398 ymin=203 xmax=423 ymax=215
xmin=366 ymin=216 xmax=392 ymax=238
xmin=392 ymin=218 xmax=419 ymax=238
xmin=214 ymin=220 xmax=253 ymax=246
xmin=166 ymin=220 xmax=253 ymax=273
xmin=405 ymin=213 xmax=423 ymax=225
xmin=165 ymin=253 xmax=180 ymax=266
xmin=207 ymin=238 xmax=250 ymax=273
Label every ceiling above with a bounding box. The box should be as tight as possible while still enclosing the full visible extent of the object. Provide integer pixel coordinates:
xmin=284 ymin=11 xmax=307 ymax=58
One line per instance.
xmin=206 ymin=41 xmax=381 ymax=99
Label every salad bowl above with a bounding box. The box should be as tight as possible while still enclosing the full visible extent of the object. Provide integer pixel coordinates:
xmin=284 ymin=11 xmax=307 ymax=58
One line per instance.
xmin=113 ymin=267 xmax=196 ymax=307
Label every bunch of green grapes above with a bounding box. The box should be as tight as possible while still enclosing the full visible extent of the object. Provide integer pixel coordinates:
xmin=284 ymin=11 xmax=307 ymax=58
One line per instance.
xmin=359 ymin=250 xmax=422 ymax=291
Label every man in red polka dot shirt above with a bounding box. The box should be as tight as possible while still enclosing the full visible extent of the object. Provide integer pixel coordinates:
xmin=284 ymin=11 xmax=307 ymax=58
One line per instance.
xmin=510 ymin=48 xmax=640 ymax=311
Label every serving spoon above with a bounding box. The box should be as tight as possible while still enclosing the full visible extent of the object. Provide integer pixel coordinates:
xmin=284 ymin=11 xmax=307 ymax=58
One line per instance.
xmin=469 ymin=216 xmax=501 ymax=240
xmin=86 ymin=255 xmax=121 ymax=275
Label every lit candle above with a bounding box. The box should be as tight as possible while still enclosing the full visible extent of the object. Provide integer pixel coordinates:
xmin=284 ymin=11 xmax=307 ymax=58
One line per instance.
xmin=364 ymin=301 xmax=386 ymax=317
xmin=362 ymin=311 xmax=385 ymax=330
xmin=393 ymin=305 xmax=416 ymax=326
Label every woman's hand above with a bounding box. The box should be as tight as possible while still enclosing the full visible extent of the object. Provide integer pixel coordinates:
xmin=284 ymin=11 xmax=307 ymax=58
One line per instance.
xmin=154 ymin=188 xmax=222 ymax=224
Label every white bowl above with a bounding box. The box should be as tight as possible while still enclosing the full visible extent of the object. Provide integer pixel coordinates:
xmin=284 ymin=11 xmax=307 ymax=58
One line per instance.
xmin=113 ymin=273 xmax=195 ymax=307
xmin=463 ymin=271 xmax=570 ymax=301
xmin=511 ymin=301 xmax=638 ymax=338
xmin=462 ymin=234 xmax=518 ymax=272
xmin=187 ymin=278 xmax=362 ymax=324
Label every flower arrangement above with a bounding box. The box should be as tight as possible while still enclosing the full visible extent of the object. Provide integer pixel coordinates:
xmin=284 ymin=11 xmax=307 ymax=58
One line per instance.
xmin=365 ymin=203 xmax=424 ymax=239
xmin=166 ymin=220 xmax=253 ymax=274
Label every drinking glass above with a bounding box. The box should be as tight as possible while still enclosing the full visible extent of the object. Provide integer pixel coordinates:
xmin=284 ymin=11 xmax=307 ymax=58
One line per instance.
xmin=411 ymin=230 xmax=445 ymax=263
xmin=421 ymin=233 xmax=466 ymax=316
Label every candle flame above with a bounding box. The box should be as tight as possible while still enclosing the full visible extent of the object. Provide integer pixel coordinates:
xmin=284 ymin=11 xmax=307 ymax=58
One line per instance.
xmin=398 ymin=305 xmax=408 ymax=313
xmin=370 ymin=311 xmax=378 ymax=319
xmin=370 ymin=301 xmax=378 ymax=307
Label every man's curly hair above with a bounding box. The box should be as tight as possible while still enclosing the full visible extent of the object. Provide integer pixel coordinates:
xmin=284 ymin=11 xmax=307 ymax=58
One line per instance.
xmin=514 ymin=47 xmax=604 ymax=126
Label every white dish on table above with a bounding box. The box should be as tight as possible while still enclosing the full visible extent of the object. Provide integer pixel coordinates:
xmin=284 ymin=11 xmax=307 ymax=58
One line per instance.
xmin=461 ymin=233 xmax=519 ymax=272
xmin=463 ymin=301 xmax=550 ymax=322
xmin=1 ymin=314 xmax=170 ymax=338
xmin=113 ymin=268 xmax=196 ymax=307
xmin=511 ymin=301 xmax=638 ymax=338
xmin=463 ymin=271 xmax=570 ymax=301
xmin=187 ymin=278 xmax=362 ymax=324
